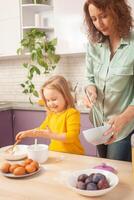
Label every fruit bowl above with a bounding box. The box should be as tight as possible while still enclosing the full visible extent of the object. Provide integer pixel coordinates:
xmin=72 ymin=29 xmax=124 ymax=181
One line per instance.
xmin=66 ymin=169 xmax=119 ymax=197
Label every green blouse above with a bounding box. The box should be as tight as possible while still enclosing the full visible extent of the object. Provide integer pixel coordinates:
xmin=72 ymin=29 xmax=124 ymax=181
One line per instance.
xmin=86 ymin=32 xmax=134 ymax=142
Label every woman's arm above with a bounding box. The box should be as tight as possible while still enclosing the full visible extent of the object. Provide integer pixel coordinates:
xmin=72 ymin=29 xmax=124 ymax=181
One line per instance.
xmin=104 ymin=105 xmax=134 ymax=144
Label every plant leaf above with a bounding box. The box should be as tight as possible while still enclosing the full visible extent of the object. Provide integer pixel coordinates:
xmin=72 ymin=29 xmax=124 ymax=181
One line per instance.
xmin=17 ymin=28 xmax=60 ymax=104
xmin=20 ymin=83 xmax=25 ymax=88
xmin=33 ymin=90 xmax=39 ymax=97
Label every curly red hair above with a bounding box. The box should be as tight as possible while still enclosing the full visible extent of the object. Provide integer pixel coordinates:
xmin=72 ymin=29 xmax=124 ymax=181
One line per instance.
xmin=84 ymin=0 xmax=133 ymax=43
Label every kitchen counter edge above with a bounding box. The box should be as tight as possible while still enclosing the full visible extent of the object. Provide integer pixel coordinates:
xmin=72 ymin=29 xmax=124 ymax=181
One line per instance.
xmin=0 ymin=102 xmax=89 ymax=114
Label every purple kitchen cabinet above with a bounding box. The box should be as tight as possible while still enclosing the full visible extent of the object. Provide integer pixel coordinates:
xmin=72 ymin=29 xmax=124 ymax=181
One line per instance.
xmin=0 ymin=110 xmax=13 ymax=147
xmin=13 ymin=110 xmax=50 ymax=145
xmin=80 ymin=113 xmax=97 ymax=156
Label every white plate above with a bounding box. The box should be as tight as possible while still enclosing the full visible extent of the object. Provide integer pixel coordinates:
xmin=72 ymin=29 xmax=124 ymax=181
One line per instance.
xmin=1 ymin=167 xmax=41 ymax=178
xmin=66 ymin=169 xmax=119 ymax=197
xmin=0 ymin=145 xmax=28 ymax=161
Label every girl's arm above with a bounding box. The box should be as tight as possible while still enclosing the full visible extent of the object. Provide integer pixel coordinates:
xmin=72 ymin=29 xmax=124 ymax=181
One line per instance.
xmin=16 ymin=110 xmax=80 ymax=143
xmin=34 ymin=128 xmax=67 ymax=141
xmin=37 ymin=109 xmax=81 ymax=143
xmin=15 ymin=113 xmax=50 ymax=141
xmin=15 ymin=129 xmax=37 ymax=141
xmin=16 ymin=127 xmax=67 ymax=141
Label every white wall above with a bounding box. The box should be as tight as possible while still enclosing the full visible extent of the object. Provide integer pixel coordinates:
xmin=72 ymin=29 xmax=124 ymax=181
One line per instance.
xmin=0 ymin=55 xmax=87 ymax=102
xmin=128 ymin=0 xmax=134 ymax=16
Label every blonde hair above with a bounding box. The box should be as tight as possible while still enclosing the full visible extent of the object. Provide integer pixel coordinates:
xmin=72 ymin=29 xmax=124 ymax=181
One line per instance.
xmin=41 ymin=75 xmax=75 ymax=109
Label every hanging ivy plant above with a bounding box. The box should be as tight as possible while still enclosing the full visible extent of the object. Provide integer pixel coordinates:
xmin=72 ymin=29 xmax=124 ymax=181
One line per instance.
xmin=17 ymin=28 xmax=60 ymax=104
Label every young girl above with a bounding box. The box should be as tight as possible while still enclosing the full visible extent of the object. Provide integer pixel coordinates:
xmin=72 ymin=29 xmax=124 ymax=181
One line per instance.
xmin=16 ymin=75 xmax=84 ymax=155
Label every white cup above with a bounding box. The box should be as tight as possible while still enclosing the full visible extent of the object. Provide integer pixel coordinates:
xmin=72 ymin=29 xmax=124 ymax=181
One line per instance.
xmin=27 ymin=144 xmax=48 ymax=164
xmin=35 ymin=13 xmax=41 ymax=27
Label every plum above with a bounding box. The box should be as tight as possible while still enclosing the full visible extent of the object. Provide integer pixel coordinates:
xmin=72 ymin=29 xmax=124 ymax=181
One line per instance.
xmin=85 ymin=173 xmax=95 ymax=184
xmin=97 ymin=178 xmax=110 ymax=189
xmin=86 ymin=182 xmax=98 ymax=190
xmin=76 ymin=181 xmax=86 ymax=190
xmin=92 ymin=173 xmax=106 ymax=184
xmin=77 ymin=174 xmax=88 ymax=182
xmin=75 ymin=172 xmax=110 ymax=191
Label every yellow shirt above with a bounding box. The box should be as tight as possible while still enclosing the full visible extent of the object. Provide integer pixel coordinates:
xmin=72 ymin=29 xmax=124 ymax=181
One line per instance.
xmin=39 ymin=108 xmax=84 ymax=155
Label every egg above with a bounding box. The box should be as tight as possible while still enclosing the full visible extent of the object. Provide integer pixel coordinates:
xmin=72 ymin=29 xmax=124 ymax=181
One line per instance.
xmin=9 ymin=164 xmax=20 ymax=173
xmin=24 ymin=158 xmax=33 ymax=165
xmin=21 ymin=162 xmax=27 ymax=167
xmin=13 ymin=166 xmax=26 ymax=175
xmin=1 ymin=162 xmax=11 ymax=173
xmin=30 ymin=161 xmax=39 ymax=170
xmin=25 ymin=164 xmax=36 ymax=173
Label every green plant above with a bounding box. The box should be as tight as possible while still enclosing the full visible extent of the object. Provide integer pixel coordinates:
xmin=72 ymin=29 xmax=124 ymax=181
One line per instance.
xmin=17 ymin=28 xmax=60 ymax=104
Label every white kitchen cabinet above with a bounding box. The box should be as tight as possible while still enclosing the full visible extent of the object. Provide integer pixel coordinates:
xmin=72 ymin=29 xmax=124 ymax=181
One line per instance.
xmin=0 ymin=0 xmax=53 ymax=56
xmin=0 ymin=0 xmax=21 ymax=56
xmin=21 ymin=0 xmax=54 ymax=39
xmin=53 ymin=0 xmax=87 ymax=54
xmin=0 ymin=0 xmax=86 ymax=57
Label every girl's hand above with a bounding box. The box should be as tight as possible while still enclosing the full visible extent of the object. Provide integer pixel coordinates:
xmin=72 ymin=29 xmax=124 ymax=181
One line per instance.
xmin=15 ymin=130 xmax=35 ymax=141
xmin=15 ymin=131 xmax=27 ymax=141
xmin=43 ymin=127 xmax=53 ymax=139
xmin=104 ymin=114 xmax=128 ymax=144
xmin=83 ymin=85 xmax=97 ymax=108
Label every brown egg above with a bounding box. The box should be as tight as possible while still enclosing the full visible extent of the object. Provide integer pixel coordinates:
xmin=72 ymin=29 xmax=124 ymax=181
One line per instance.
xmin=30 ymin=161 xmax=39 ymax=170
xmin=1 ymin=162 xmax=11 ymax=173
xmin=25 ymin=164 xmax=36 ymax=173
xmin=21 ymin=162 xmax=27 ymax=167
xmin=13 ymin=166 xmax=26 ymax=175
xmin=24 ymin=158 xmax=33 ymax=165
xmin=9 ymin=164 xmax=20 ymax=173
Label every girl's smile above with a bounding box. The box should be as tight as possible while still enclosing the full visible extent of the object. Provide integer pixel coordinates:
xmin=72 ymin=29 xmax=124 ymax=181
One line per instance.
xmin=43 ymin=88 xmax=67 ymax=113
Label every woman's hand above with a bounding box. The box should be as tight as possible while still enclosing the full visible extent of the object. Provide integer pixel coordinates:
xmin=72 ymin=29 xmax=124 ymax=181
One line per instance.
xmin=104 ymin=114 xmax=128 ymax=144
xmin=83 ymin=85 xmax=97 ymax=108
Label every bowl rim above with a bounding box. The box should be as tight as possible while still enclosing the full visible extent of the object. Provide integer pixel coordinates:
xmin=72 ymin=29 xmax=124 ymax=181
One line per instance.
xmin=27 ymin=144 xmax=48 ymax=152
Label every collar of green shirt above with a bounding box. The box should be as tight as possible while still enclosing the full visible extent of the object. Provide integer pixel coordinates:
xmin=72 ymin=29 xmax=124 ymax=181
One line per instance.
xmin=98 ymin=37 xmax=130 ymax=49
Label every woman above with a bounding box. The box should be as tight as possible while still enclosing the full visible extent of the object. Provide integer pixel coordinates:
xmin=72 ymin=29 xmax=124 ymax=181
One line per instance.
xmin=83 ymin=0 xmax=134 ymax=161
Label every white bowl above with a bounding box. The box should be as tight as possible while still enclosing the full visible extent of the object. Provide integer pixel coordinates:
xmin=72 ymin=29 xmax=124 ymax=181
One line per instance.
xmin=27 ymin=144 xmax=48 ymax=164
xmin=66 ymin=169 xmax=119 ymax=197
xmin=2 ymin=145 xmax=28 ymax=161
xmin=83 ymin=124 xmax=112 ymax=145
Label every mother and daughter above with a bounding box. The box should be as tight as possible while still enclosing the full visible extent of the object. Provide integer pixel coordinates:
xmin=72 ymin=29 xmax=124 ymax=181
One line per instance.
xmin=16 ymin=0 xmax=134 ymax=162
